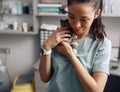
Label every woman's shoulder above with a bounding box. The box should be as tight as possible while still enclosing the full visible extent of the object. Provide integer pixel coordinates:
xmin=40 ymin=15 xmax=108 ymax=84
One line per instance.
xmin=98 ymin=37 xmax=112 ymax=49
xmin=102 ymin=37 xmax=111 ymax=46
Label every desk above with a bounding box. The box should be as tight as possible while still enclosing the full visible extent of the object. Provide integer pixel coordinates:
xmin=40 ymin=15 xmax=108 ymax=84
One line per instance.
xmin=110 ymin=60 xmax=120 ymax=76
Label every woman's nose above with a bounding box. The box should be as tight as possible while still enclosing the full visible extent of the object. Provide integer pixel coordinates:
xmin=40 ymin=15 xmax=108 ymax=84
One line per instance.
xmin=73 ymin=20 xmax=81 ymax=28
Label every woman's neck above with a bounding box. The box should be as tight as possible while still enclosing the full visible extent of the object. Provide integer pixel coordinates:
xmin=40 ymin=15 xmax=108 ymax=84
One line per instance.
xmin=76 ymin=31 xmax=90 ymax=39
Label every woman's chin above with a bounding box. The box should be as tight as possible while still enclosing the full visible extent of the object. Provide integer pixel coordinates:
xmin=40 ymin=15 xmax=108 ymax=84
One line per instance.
xmin=75 ymin=30 xmax=84 ymax=35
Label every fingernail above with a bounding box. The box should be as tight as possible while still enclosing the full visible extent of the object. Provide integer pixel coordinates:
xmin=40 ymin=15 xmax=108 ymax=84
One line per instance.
xmin=73 ymin=49 xmax=77 ymax=55
xmin=70 ymin=42 xmax=78 ymax=48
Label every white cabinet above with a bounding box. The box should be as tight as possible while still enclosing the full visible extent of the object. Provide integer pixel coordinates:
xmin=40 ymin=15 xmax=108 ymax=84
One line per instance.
xmin=103 ymin=0 xmax=120 ymax=17
xmin=109 ymin=0 xmax=120 ymax=16
xmin=102 ymin=0 xmax=109 ymax=16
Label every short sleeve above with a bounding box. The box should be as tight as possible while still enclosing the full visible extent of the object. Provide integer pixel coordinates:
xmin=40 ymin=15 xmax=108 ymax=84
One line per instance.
xmin=92 ymin=38 xmax=112 ymax=75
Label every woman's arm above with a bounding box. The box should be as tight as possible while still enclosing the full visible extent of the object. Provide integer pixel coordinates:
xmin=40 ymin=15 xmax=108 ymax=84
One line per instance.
xmin=39 ymin=28 xmax=71 ymax=83
xmin=69 ymin=53 xmax=107 ymax=92
xmin=56 ymin=42 xmax=108 ymax=92
xmin=39 ymin=54 xmax=52 ymax=83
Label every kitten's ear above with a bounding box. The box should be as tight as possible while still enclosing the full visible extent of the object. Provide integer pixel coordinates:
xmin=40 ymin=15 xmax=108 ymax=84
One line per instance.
xmin=60 ymin=19 xmax=74 ymax=35
xmin=60 ymin=19 xmax=64 ymax=27
xmin=60 ymin=19 xmax=69 ymax=27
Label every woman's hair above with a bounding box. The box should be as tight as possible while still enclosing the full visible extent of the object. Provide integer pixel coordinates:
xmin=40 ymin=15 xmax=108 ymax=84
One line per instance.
xmin=68 ymin=0 xmax=106 ymax=42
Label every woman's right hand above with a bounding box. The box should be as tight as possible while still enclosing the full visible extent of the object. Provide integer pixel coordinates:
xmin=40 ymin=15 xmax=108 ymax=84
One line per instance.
xmin=43 ymin=27 xmax=71 ymax=50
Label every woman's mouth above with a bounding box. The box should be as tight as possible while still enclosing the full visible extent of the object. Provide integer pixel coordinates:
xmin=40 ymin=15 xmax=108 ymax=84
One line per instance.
xmin=74 ymin=28 xmax=84 ymax=34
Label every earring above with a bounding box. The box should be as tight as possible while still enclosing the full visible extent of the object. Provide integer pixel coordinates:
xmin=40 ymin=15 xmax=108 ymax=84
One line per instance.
xmin=94 ymin=14 xmax=99 ymax=19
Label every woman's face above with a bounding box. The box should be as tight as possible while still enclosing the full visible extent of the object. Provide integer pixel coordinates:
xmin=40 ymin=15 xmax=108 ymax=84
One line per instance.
xmin=68 ymin=3 xmax=96 ymax=38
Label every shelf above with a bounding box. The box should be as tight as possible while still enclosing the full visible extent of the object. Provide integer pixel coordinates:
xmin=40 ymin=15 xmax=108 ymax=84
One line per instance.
xmin=0 ymin=29 xmax=38 ymax=35
xmin=35 ymin=13 xmax=120 ymax=18
xmin=35 ymin=13 xmax=68 ymax=17
xmin=0 ymin=14 xmax=33 ymax=16
xmin=0 ymin=0 xmax=35 ymax=35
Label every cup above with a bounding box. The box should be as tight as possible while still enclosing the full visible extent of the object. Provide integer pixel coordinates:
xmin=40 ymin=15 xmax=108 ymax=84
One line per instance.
xmin=22 ymin=22 xmax=28 ymax=32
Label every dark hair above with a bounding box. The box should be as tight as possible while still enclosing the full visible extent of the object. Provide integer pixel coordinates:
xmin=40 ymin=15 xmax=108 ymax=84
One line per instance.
xmin=68 ymin=0 xmax=106 ymax=42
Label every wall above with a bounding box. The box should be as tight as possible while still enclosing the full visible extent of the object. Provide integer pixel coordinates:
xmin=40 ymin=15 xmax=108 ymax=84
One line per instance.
xmin=0 ymin=34 xmax=40 ymax=92
xmin=41 ymin=17 xmax=120 ymax=47
xmin=0 ymin=17 xmax=120 ymax=91
xmin=103 ymin=17 xmax=120 ymax=47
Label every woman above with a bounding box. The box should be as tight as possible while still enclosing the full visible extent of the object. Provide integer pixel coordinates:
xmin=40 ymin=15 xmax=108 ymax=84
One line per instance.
xmin=39 ymin=0 xmax=111 ymax=92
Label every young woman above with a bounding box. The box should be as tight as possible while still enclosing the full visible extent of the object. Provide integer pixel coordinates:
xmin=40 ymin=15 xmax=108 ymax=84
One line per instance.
xmin=39 ymin=0 xmax=111 ymax=92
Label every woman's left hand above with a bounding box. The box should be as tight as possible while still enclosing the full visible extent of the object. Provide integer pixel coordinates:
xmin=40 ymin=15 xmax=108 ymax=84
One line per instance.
xmin=55 ymin=42 xmax=74 ymax=58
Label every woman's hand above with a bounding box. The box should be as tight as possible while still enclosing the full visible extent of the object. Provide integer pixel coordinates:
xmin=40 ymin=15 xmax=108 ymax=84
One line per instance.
xmin=55 ymin=42 xmax=75 ymax=59
xmin=43 ymin=28 xmax=71 ymax=50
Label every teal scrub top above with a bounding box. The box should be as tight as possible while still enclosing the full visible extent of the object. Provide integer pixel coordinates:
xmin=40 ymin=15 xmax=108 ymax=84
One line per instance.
xmin=46 ymin=36 xmax=111 ymax=92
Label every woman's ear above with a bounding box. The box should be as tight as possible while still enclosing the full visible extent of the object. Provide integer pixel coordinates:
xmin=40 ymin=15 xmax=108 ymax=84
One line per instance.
xmin=94 ymin=9 xmax=101 ymax=19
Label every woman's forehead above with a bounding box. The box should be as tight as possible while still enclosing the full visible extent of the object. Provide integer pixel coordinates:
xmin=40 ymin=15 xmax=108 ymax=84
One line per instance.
xmin=68 ymin=3 xmax=95 ymax=17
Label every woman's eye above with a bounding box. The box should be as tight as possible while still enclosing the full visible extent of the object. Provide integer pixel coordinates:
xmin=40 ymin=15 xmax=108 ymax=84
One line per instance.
xmin=81 ymin=19 xmax=89 ymax=23
xmin=81 ymin=19 xmax=87 ymax=22
xmin=68 ymin=15 xmax=75 ymax=19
